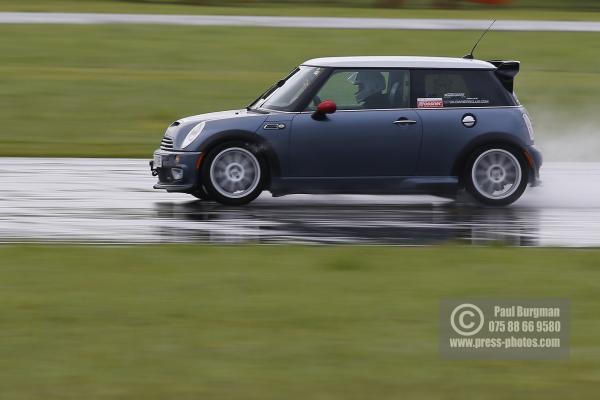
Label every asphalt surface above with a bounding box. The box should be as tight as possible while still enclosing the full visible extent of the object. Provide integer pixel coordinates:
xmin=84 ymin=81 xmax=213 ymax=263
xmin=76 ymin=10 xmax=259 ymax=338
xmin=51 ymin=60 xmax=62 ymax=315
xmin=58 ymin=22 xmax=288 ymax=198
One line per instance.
xmin=1 ymin=12 xmax=600 ymax=31
xmin=1 ymin=158 xmax=599 ymax=246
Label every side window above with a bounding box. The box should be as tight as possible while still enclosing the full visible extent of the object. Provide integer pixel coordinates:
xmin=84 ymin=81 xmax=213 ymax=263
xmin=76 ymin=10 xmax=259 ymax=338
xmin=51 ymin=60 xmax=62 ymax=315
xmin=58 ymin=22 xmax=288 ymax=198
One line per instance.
xmin=307 ymin=69 xmax=411 ymax=111
xmin=412 ymin=69 xmax=515 ymax=108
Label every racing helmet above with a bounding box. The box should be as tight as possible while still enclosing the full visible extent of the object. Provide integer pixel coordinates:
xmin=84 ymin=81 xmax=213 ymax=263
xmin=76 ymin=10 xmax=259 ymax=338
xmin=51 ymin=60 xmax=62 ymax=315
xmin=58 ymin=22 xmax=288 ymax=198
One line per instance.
xmin=348 ymin=70 xmax=386 ymax=103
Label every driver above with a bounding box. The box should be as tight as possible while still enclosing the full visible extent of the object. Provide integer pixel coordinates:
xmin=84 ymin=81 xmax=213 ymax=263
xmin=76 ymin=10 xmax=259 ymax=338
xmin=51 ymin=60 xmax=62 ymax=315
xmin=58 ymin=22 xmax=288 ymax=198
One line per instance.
xmin=349 ymin=71 xmax=389 ymax=109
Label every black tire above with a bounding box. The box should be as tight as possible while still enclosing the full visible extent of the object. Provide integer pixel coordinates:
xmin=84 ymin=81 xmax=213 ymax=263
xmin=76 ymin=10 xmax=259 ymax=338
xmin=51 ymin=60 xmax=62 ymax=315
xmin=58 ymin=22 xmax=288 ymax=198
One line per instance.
xmin=201 ymin=142 xmax=265 ymax=206
xmin=191 ymin=185 xmax=212 ymax=201
xmin=463 ymin=145 xmax=529 ymax=207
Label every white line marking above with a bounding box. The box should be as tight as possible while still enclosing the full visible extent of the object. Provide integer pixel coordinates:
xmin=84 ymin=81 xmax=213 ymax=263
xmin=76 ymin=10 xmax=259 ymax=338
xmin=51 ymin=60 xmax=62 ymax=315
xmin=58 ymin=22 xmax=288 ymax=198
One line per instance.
xmin=1 ymin=12 xmax=600 ymax=31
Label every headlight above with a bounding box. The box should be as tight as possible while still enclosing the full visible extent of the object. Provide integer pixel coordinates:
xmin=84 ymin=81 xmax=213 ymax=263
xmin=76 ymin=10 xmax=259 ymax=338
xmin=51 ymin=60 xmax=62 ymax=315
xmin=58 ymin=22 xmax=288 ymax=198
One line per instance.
xmin=523 ymin=113 xmax=535 ymax=142
xmin=182 ymin=121 xmax=206 ymax=148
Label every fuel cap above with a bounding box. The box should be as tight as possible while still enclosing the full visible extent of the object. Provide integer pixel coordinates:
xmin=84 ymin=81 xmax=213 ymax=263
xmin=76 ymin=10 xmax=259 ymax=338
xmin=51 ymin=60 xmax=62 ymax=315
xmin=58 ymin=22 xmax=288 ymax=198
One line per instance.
xmin=462 ymin=114 xmax=477 ymax=128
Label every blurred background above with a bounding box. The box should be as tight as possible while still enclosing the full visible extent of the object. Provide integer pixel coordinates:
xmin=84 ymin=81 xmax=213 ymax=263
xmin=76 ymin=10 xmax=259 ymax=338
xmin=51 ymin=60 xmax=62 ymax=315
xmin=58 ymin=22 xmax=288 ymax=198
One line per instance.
xmin=1 ymin=0 xmax=600 ymax=160
xmin=6 ymin=0 xmax=600 ymax=10
xmin=13 ymin=0 xmax=600 ymax=10
xmin=135 ymin=0 xmax=600 ymax=9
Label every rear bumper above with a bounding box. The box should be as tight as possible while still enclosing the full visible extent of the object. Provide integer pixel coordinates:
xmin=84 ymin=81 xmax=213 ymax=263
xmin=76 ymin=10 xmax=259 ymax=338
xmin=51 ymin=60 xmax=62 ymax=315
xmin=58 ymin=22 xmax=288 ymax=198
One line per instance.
xmin=150 ymin=149 xmax=202 ymax=193
xmin=525 ymin=144 xmax=543 ymax=186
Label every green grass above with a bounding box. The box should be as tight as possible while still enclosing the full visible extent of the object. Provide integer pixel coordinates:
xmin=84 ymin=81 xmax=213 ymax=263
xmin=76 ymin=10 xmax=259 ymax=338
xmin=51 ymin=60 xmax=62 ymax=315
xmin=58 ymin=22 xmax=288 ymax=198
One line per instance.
xmin=1 ymin=24 xmax=599 ymax=158
xmin=3 ymin=0 xmax=600 ymax=20
xmin=0 ymin=245 xmax=599 ymax=399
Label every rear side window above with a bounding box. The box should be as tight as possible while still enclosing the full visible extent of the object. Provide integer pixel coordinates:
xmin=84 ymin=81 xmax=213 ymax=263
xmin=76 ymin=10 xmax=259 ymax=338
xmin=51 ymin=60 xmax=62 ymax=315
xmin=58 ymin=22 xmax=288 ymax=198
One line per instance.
xmin=412 ymin=69 xmax=516 ymax=108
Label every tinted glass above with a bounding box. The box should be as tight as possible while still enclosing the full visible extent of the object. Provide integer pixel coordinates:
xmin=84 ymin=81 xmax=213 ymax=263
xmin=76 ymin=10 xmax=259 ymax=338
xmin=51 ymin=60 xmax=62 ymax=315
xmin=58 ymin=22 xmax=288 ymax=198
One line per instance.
xmin=412 ymin=69 xmax=516 ymax=108
xmin=307 ymin=69 xmax=411 ymax=111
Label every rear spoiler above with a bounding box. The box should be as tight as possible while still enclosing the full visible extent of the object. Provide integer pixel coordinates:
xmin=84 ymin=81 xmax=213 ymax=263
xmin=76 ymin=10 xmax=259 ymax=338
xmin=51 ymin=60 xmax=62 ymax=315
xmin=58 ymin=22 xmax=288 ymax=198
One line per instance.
xmin=488 ymin=60 xmax=520 ymax=93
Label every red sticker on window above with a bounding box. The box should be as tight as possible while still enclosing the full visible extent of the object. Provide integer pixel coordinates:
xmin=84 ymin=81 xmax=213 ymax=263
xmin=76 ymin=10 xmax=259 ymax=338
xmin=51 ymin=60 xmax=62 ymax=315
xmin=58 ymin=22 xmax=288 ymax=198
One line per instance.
xmin=417 ymin=98 xmax=443 ymax=108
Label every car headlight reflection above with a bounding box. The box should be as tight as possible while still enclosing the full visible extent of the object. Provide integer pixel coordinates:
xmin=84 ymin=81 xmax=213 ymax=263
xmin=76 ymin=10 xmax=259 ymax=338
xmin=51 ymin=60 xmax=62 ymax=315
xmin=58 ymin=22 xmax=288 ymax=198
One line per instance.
xmin=182 ymin=121 xmax=206 ymax=148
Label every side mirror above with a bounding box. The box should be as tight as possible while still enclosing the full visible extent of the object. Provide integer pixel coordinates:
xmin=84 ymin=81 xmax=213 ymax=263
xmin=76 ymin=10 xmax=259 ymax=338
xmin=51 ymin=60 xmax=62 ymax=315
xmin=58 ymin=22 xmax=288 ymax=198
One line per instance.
xmin=312 ymin=100 xmax=337 ymax=120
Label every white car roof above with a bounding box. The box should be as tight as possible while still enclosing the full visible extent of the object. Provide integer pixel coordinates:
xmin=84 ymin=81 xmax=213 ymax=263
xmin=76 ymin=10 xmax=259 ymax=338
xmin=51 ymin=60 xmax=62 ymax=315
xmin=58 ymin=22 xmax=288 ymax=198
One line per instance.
xmin=302 ymin=56 xmax=495 ymax=69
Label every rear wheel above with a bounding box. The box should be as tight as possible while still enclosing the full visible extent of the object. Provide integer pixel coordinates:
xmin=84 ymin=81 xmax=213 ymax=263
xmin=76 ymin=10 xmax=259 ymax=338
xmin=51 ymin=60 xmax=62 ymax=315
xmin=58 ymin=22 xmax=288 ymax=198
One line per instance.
xmin=464 ymin=146 xmax=528 ymax=206
xmin=201 ymin=143 xmax=264 ymax=206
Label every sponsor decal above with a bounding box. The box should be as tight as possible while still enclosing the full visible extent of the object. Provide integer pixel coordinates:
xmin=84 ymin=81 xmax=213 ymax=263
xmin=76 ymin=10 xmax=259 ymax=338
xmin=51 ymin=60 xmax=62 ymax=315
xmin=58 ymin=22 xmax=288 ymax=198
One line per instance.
xmin=444 ymin=92 xmax=465 ymax=98
xmin=417 ymin=98 xmax=443 ymax=108
xmin=443 ymin=93 xmax=490 ymax=106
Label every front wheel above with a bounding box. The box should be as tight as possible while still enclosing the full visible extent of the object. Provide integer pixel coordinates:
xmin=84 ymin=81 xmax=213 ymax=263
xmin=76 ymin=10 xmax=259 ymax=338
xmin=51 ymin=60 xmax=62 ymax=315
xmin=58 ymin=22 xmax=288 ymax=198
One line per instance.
xmin=191 ymin=185 xmax=212 ymax=201
xmin=201 ymin=143 xmax=264 ymax=206
xmin=464 ymin=146 xmax=528 ymax=206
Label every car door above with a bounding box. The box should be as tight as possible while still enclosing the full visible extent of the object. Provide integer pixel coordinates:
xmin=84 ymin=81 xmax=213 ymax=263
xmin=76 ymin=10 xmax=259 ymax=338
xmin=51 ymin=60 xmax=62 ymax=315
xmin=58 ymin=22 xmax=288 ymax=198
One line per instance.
xmin=289 ymin=68 xmax=423 ymax=179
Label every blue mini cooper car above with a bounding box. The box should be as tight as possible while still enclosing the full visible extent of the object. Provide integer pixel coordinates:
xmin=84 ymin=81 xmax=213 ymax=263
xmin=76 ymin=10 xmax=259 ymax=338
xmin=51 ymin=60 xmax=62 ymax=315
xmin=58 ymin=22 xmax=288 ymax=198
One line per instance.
xmin=151 ymin=56 xmax=541 ymax=206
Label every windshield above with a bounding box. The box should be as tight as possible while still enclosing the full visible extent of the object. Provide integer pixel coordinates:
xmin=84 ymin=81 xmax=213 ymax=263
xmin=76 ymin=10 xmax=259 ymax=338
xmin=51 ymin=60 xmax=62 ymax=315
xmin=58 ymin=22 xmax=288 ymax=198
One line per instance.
xmin=257 ymin=66 xmax=325 ymax=111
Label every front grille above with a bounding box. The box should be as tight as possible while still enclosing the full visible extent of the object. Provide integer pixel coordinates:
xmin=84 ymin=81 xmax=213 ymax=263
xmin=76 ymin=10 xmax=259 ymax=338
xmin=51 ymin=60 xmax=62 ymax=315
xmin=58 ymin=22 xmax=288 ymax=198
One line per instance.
xmin=160 ymin=137 xmax=174 ymax=150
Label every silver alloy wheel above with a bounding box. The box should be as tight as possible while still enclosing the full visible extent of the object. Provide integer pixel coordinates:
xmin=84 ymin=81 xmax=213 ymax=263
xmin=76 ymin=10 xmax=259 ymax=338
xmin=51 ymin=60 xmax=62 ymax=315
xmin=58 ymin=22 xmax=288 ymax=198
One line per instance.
xmin=209 ymin=147 xmax=261 ymax=199
xmin=471 ymin=149 xmax=522 ymax=200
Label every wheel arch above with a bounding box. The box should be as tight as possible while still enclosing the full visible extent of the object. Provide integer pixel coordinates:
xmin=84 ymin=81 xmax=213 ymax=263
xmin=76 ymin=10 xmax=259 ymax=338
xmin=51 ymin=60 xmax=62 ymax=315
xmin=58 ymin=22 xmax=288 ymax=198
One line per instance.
xmin=197 ymin=130 xmax=281 ymax=188
xmin=452 ymin=133 xmax=533 ymax=185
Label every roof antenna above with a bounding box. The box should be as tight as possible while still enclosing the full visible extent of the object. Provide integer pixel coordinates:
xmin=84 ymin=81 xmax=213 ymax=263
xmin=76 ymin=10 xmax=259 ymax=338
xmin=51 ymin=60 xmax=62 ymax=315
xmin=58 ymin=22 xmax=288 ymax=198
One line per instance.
xmin=464 ymin=19 xmax=496 ymax=60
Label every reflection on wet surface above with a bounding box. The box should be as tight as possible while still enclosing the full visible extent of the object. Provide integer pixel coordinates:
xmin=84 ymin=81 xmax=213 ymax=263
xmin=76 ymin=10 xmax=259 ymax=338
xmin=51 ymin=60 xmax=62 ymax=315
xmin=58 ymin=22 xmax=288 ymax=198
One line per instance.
xmin=1 ymin=158 xmax=599 ymax=246
xmin=153 ymin=201 xmax=542 ymax=246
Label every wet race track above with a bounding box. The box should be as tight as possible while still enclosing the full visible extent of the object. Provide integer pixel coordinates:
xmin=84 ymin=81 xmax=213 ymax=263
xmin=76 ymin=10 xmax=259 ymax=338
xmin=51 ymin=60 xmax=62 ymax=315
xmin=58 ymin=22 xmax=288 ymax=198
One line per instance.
xmin=2 ymin=158 xmax=600 ymax=246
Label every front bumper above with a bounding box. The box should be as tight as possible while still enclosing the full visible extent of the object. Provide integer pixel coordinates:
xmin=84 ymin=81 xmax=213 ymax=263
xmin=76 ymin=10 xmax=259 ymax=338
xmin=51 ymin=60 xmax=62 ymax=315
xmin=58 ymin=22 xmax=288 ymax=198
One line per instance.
xmin=150 ymin=149 xmax=202 ymax=193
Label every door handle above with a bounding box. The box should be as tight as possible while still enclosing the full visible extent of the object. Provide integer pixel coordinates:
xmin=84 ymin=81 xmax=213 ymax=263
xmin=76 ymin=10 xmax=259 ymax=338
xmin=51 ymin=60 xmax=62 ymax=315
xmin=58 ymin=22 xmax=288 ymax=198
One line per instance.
xmin=393 ymin=118 xmax=417 ymax=126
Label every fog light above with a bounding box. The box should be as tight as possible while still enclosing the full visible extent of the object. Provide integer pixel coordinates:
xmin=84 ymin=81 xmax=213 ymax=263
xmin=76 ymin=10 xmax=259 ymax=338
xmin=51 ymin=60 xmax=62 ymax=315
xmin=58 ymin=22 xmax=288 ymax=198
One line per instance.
xmin=171 ymin=168 xmax=184 ymax=180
